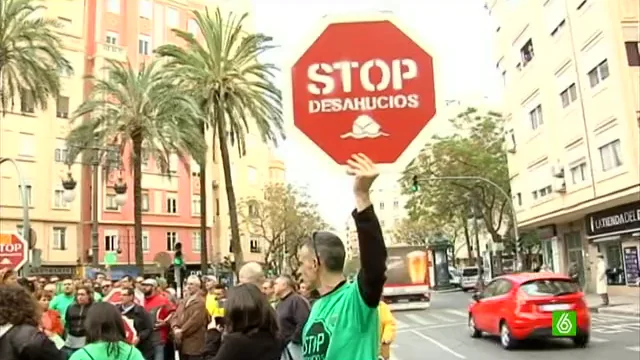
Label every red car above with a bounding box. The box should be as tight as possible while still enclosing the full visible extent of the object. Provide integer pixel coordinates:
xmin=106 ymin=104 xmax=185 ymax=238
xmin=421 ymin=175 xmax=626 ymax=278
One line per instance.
xmin=467 ymin=272 xmax=591 ymax=350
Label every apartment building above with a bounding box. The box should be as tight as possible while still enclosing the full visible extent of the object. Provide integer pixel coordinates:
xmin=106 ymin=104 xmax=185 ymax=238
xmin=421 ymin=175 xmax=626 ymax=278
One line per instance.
xmin=0 ymin=0 xmax=282 ymax=276
xmin=489 ymin=0 xmax=640 ymax=295
xmin=0 ymin=0 xmax=86 ymax=278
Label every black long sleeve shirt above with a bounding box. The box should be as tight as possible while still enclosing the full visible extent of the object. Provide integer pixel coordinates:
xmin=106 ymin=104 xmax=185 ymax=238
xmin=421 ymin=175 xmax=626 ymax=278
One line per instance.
xmin=353 ymin=204 xmax=388 ymax=308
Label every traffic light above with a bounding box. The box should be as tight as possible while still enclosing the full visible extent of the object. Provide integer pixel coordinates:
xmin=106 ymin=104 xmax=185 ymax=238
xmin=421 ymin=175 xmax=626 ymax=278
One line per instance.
xmin=410 ymin=175 xmax=419 ymax=192
xmin=173 ymin=242 xmax=183 ymax=267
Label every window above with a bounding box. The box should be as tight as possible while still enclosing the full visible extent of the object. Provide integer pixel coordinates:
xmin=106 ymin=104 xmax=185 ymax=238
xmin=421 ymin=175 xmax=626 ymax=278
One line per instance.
xmin=570 ymin=162 xmax=587 ymax=184
xmin=192 ymin=195 xmax=201 ymax=215
xmin=19 ymin=133 xmax=35 ymax=157
xmin=56 ymin=97 xmax=70 ymax=118
xmin=250 ymin=239 xmax=261 ymax=253
xmin=105 ymin=192 xmax=118 ymax=210
xmin=393 ymin=200 xmax=399 ymax=209
xmin=379 ymin=202 xmax=385 ymax=211
xmin=169 ymin=153 xmax=179 ymax=173
xmin=520 ymin=39 xmax=535 ymax=67
xmin=247 ymin=166 xmax=257 ymax=184
xmin=560 ymin=83 xmax=577 ymax=108
xmin=515 ymin=192 xmax=522 ymax=206
xmin=187 ymin=19 xmax=198 ymax=36
xmin=142 ymin=232 xmax=150 ymax=252
xmin=625 ymin=42 xmax=640 ymax=66
xmin=52 ymin=227 xmax=66 ymax=250
xmin=54 ymin=139 xmax=67 ymax=163
xmin=142 ymin=192 xmax=149 ymax=211
xmin=104 ymin=233 xmax=119 ymax=252
xmin=20 ymin=92 xmax=34 ymax=113
xmin=138 ymin=34 xmax=151 ymax=55
xmin=166 ymin=232 xmax=178 ymax=251
xmin=141 ymin=149 xmax=150 ymax=170
xmin=528 ymin=105 xmax=543 ymax=130
xmin=166 ymin=193 xmax=178 ymax=213
xmin=532 ymin=185 xmax=553 ymax=200
xmin=106 ymin=31 xmax=119 ymax=45
xmin=106 ymin=0 xmax=120 ymax=13
xmin=192 ymin=232 xmax=201 ymax=252
xmin=599 ymin=139 xmax=623 ymax=171
xmin=58 ymin=67 xmax=71 ymax=77
xmin=506 ymin=129 xmax=516 ymax=152
xmin=18 ymin=184 xmax=32 ymax=206
xmin=520 ymin=279 xmax=579 ymax=296
xmin=551 ymin=19 xmax=565 ymax=37
xmin=53 ymin=189 xmax=69 ymax=208
xmin=166 ymin=8 xmax=179 ymax=28
xmin=139 ymin=0 xmax=152 ymax=19
xmin=588 ymin=60 xmax=609 ymax=88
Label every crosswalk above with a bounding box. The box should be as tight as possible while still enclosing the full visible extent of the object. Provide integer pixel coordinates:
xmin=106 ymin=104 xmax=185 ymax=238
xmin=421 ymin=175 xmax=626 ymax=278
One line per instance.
xmin=394 ymin=308 xmax=468 ymax=330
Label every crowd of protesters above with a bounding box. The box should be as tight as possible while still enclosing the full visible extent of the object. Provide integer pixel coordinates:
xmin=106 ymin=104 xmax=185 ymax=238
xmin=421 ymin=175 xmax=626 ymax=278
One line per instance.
xmin=0 ymin=154 xmax=397 ymax=360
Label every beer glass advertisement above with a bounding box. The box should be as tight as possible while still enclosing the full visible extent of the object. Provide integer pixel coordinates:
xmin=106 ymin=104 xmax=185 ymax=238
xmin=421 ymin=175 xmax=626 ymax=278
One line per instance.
xmin=385 ymin=246 xmax=429 ymax=285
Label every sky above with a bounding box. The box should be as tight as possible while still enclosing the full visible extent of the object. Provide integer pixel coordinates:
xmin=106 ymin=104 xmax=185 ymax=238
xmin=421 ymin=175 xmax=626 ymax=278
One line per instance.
xmin=251 ymin=0 xmax=502 ymax=229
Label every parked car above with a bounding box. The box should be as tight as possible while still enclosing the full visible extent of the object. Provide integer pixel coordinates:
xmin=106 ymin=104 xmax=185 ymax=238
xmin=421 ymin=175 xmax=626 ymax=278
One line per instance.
xmin=449 ymin=267 xmax=461 ymax=288
xmin=460 ymin=267 xmax=480 ymax=292
xmin=467 ymin=272 xmax=591 ymax=350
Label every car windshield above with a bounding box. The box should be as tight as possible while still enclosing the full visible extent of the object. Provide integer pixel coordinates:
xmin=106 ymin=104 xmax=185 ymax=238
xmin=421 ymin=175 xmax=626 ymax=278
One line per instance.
xmin=449 ymin=268 xmax=460 ymax=277
xmin=520 ymin=279 xmax=580 ymax=296
xmin=462 ymin=268 xmax=479 ymax=277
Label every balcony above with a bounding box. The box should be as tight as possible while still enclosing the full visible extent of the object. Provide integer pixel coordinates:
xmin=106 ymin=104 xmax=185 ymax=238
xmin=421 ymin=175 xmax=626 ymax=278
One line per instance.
xmin=94 ymin=43 xmax=127 ymax=63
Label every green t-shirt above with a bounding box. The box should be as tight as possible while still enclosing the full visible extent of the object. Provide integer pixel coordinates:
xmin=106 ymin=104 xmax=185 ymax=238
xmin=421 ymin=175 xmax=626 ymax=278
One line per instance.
xmin=69 ymin=341 xmax=144 ymax=360
xmin=93 ymin=292 xmax=103 ymax=302
xmin=50 ymin=293 xmax=75 ymax=324
xmin=302 ymin=280 xmax=379 ymax=360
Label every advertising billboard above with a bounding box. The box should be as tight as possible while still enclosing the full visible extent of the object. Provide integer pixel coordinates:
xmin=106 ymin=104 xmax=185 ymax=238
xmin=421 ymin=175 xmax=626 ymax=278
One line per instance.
xmin=385 ymin=246 xmax=430 ymax=286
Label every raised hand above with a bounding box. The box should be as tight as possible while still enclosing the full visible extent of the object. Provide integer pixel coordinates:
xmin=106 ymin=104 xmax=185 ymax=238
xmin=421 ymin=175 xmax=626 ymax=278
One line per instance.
xmin=346 ymin=153 xmax=379 ymax=196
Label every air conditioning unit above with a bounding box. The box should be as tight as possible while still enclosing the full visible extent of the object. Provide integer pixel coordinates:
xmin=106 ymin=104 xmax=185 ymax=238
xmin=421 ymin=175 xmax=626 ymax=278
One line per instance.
xmin=552 ymin=178 xmax=566 ymax=193
xmin=550 ymin=164 xmax=565 ymax=178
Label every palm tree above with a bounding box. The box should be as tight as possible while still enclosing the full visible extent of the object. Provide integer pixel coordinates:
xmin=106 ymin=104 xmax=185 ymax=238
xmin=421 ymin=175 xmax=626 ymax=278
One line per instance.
xmin=0 ymin=0 xmax=72 ymax=115
xmin=66 ymin=59 xmax=206 ymax=273
xmin=156 ymin=8 xmax=285 ymax=269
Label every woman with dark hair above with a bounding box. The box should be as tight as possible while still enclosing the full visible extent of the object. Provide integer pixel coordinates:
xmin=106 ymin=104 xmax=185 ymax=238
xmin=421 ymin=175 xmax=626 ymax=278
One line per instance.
xmin=0 ymin=268 xmax=18 ymax=285
xmin=206 ymin=283 xmax=284 ymax=360
xmin=69 ymin=302 xmax=144 ymax=360
xmin=0 ymin=284 xmax=64 ymax=360
xmin=63 ymin=285 xmax=94 ymax=357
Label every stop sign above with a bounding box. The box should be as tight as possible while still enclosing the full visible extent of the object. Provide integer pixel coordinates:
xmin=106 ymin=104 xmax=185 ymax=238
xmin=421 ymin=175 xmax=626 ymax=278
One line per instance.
xmin=0 ymin=231 xmax=28 ymax=271
xmin=286 ymin=13 xmax=437 ymax=169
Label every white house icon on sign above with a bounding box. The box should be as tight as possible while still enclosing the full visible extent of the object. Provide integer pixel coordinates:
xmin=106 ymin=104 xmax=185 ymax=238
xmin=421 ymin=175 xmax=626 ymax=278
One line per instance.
xmin=0 ymin=258 xmax=11 ymax=265
xmin=340 ymin=115 xmax=389 ymax=139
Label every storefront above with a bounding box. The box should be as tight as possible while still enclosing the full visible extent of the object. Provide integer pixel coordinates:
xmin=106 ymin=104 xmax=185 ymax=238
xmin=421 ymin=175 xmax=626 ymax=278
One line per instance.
xmin=585 ymin=200 xmax=640 ymax=296
xmin=537 ymin=225 xmax=561 ymax=273
xmin=29 ymin=266 xmax=78 ymax=279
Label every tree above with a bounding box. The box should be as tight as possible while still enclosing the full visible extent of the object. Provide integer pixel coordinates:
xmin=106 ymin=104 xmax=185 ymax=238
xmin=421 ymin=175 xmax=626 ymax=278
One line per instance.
xmin=401 ymin=107 xmax=513 ymax=267
xmin=0 ymin=0 xmax=73 ymax=115
xmin=392 ymin=218 xmax=435 ymax=246
xmin=237 ymin=183 xmax=328 ymax=274
xmin=156 ymin=8 xmax=285 ymax=268
xmin=66 ymin=60 xmax=206 ymax=273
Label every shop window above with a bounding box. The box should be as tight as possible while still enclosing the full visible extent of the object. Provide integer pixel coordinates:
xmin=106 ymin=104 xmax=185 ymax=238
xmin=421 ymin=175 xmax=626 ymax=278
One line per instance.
xmin=603 ymin=243 xmax=625 ymax=285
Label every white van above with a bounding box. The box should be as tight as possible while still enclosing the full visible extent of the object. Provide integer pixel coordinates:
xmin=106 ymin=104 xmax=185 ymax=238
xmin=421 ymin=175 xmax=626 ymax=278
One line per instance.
xmin=460 ymin=267 xmax=480 ymax=291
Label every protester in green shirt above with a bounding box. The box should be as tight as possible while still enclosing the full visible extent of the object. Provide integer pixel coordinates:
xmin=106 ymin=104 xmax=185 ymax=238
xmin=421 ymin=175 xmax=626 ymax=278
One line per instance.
xmin=49 ymin=279 xmax=76 ymax=324
xmin=70 ymin=302 xmax=144 ymax=360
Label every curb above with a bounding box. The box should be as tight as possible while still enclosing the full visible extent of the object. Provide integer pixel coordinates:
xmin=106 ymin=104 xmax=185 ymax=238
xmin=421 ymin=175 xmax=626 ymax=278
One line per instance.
xmin=589 ymin=306 xmax=640 ymax=317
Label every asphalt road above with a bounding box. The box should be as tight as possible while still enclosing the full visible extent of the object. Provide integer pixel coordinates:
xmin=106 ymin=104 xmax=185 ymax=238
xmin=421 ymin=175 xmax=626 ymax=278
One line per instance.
xmin=391 ymin=291 xmax=640 ymax=360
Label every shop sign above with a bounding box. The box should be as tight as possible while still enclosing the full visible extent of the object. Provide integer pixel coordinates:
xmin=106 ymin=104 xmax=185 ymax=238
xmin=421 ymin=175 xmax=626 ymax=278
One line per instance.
xmin=585 ymin=201 xmax=640 ymax=237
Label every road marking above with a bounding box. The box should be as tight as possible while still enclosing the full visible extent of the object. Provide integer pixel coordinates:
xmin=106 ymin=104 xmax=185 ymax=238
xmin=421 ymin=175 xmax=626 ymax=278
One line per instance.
xmin=428 ymin=313 xmax=456 ymax=322
xmin=626 ymin=346 xmax=640 ymax=352
xmin=390 ymin=343 xmax=399 ymax=348
xmin=395 ymin=319 xmax=409 ymax=329
xmin=410 ymin=331 xmax=466 ymax=359
xmin=594 ymin=313 xmax=640 ymax=321
xmin=444 ymin=309 xmax=468 ymax=318
xmin=405 ymin=313 xmax=436 ymax=326
xmin=389 ymin=354 xmax=401 ymax=360
xmin=589 ymin=336 xmax=609 ymax=343
xmin=397 ymin=322 xmax=466 ymax=333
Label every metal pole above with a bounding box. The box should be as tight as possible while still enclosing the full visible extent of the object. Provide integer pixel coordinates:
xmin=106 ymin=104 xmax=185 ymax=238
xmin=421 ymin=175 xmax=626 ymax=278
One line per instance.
xmin=417 ymin=175 xmax=522 ymax=267
xmin=91 ymin=158 xmax=100 ymax=268
xmin=472 ymin=201 xmax=481 ymax=271
xmin=174 ymin=266 xmax=182 ymax=299
xmin=0 ymin=158 xmax=31 ymax=276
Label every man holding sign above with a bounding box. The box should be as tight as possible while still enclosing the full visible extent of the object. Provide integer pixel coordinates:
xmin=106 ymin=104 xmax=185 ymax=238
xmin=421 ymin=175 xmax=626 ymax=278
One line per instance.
xmin=298 ymin=154 xmax=387 ymax=360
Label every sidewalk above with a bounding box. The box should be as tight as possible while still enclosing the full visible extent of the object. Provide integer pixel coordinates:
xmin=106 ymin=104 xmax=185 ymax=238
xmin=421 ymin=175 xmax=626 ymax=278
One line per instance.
xmin=585 ymin=293 xmax=640 ymax=317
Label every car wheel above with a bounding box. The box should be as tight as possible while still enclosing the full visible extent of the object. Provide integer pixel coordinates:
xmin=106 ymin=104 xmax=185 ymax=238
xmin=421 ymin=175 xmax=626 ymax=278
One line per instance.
xmin=500 ymin=322 xmax=517 ymax=350
xmin=573 ymin=333 xmax=590 ymax=348
xmin=468 ymin=315 xmax=481 ymax=338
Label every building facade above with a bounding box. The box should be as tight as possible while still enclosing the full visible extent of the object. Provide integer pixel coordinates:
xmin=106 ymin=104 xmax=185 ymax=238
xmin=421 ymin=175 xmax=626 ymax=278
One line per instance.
xmin=0 ymin=0 xmax=283 ymax=276
xmin=489 ymin=0 xmax=640 ymax=295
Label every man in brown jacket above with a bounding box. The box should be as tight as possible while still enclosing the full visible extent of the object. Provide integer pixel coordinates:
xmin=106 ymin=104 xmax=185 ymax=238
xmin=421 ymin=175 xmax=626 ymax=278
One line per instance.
xmin=171 ymin=275 xmax=207 ymax=360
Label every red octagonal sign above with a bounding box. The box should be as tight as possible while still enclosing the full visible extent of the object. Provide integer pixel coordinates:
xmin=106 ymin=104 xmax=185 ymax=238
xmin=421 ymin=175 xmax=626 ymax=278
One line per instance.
xmin=0 ymin=232 xmax=28 ymax=272
xmin=287 ymin=13 xmax=437 ymax=169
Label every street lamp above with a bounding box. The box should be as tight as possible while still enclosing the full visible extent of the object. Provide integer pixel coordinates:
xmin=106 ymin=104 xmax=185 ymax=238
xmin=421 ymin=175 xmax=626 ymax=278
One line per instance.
xmin=61 ymin=145 xmax=127 ymax=267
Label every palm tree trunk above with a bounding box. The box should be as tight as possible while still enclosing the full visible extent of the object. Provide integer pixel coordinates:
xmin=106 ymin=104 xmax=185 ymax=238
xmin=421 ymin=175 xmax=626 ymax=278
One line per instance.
xmin=132 ymin=132 xmax=144 ymax=274
xmin=216 ymin=116 xmax=244 ymax=270
xmin=199 ymin=125 xmax=208 ymax=274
